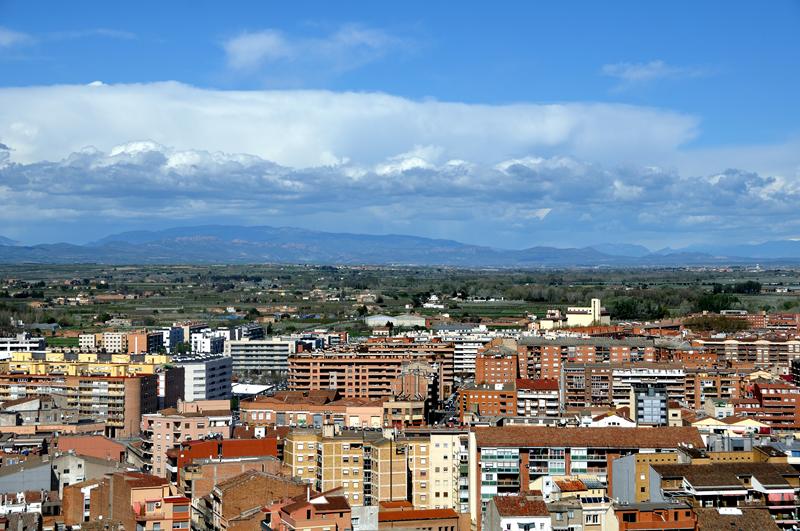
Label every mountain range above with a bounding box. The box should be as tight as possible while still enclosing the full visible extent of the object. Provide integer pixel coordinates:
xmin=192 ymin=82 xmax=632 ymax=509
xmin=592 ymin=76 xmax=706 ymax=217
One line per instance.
xmin=0 ymin=225 xmax=799 ymax=267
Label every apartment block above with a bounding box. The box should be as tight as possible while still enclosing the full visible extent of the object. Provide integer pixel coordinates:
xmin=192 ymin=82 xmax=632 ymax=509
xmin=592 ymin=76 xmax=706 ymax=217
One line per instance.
xmin=468 ymin=426 xmax=704 ymax=525
xmin=284 ymin=428 xmax=408 ymax=508
xmin=240 ymin=390 xmax=383 ymax=429
xmin=226 ymin=337 xmax=296 ymax=373
xmin=517 ymin=338 xmax=656 ymax=380
xmin=401 ymin=429 xmax=470 ymax=513
xmin=0 ymin=373 xmax=157 ymax=437
xmin=458 ymin=383 xmax=517 ymax=422
xmin=139 ymin=400 xmax=233 ymax=478
xmin=289 ymin=352 xmax=447 ymax=402
xmin=0 ymin=333 xmax=45 ymax=360
xmin=562 ymin=363 xmax=684 ymax=409
xmin=172 ymin=353 xmax=232 ymax=401
xmin=475 ymin=343 xmax=519 ymax=385
xmin=102 ymin=332 xmax=128 ymax=353
xmin=516 ymin=379 xmax=560 ymax=417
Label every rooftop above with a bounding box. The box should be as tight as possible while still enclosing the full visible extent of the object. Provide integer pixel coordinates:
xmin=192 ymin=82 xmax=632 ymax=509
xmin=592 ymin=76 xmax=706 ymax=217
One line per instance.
xmin=492 ymin=496 xmax=549 ymax=517
xmin=474 ymin=426 xmax=704 ymax=449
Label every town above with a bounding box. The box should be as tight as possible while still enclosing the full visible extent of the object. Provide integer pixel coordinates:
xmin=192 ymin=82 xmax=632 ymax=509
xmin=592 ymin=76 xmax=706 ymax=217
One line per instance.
xmin=0 ymin=265 xmax=798 ymax=530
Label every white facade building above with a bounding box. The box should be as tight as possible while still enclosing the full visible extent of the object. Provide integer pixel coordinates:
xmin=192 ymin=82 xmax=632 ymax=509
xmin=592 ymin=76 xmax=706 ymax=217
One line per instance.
xmin=172 ymin=353 xmax=232 ymax=401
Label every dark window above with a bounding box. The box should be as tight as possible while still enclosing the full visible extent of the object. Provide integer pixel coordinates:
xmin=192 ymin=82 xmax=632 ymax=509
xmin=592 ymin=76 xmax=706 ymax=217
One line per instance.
xmin=622 ymin=513 xmax=637 ymax=523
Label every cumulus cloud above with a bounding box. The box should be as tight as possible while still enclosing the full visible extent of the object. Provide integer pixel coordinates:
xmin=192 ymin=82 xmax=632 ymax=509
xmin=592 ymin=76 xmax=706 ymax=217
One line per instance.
xmin=223 ymin=24 xmax=397 ymax=73
xmin=1 ymin=141 xmax=798 ymax=246
xmin=0 ymin=27 xmax=32 ymax=48
xmin=0 ymin=82 xmax=699 ymax=168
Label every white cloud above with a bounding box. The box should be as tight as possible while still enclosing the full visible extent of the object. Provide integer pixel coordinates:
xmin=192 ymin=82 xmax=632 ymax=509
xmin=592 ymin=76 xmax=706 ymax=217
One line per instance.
xmin=0 ymin=82 xmax=699 ymax=168
xmin=602 ymin=60 xmax=707 ymax=86
xmin=223 ymin=24 xmax=396 ymax=73
xmin=0 ymin=26 xmax=32 ymax=48
xmin=1 ymin=141 xmax=797 ymax=245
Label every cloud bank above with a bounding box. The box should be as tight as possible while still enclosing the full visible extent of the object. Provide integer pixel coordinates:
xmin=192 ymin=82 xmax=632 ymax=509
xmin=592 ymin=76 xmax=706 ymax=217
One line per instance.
xmin=0 ymin=82 xmax=797 ymax=247
xmin=0 ymin=81 xmax=698 ymax=168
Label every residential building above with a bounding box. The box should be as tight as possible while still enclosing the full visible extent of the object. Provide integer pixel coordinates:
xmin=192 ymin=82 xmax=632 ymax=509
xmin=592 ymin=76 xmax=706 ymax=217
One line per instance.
xmin=172 ymin=353 xmax=232 ymax=401
xmin=102 ymin=332 xmax=128 ymax=353
xmin=83 ymin=471 xmax=191 ymax=531
xmin=475 ymin=342 xmax=519 ymax=385
xmin=484 ymin=494 xmax=551 ymax=531
xmin=516 ymin=379 xmax=560 ymax=417
xmin=458 ymin=383 xmax=517 ymax=422
xmin=263 ymin=488 xmax=352 ymax=531
xmin=226 ymin=337 xmax=296 ymax=373
xmin=0 ymin=373 xmax=158 ymax=437
xmin=191 ymin=329 xmax=226 ymax=355
xmin=0 ymin=333 xmax=45 ymax=359
xmin=139 ymin=399 xmax=233 ymax=478
xmin=207 ymin=469 xmax=308 ymax=531
xmin=284 ymin=428 xmax=407 ymax=508
xmin=468 ymin=426 xmax=704 ymax=525
xmin=126 ymin=330 xmax=164 ymax=354
xmin=240 ymin=390 xmax=383 ymax=429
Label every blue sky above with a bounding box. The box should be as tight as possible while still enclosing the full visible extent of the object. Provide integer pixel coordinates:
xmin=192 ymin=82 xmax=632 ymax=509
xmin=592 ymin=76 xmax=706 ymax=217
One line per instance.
xmin=0 ymin=1 xmax=799 ymax=249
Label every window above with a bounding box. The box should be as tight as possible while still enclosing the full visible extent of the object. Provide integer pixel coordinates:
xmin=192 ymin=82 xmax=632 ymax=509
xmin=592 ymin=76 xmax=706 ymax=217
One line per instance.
xmin=622 ymin=513 xmax=637 ymax=523
xmin=585 ymin=514 xmax=599 ymax=525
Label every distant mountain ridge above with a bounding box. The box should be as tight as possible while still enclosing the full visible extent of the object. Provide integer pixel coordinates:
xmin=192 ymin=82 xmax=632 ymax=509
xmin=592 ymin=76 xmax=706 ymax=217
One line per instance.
xmin=2 ymin=224 xmax=800 ymax=266
xmin=0 ymin=236 xmax=17 ymax=246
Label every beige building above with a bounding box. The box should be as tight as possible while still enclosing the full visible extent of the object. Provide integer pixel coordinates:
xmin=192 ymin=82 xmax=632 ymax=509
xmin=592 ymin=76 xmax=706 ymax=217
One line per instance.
xmin=140 ymin=399 xmax=233 ymax=477
xmin=403 ymin=430 xmax=469 ymax=513
xmin=102 ymin=332 xmax=128 ymax=353
xmin=284 ymin=427 xmax=407 ymax=508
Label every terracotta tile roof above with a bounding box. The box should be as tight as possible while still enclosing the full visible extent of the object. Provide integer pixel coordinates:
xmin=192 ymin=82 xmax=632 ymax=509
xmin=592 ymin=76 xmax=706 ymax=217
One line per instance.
xmin=474 ymin=426 xmax=704 ymax=449
xmin=492 ymin=496 xmax=549 ymax=517
xmin=378 ymin=509 xmax=458 ymax=522
xmin=121 ymin=471 xmax=168 ymax=488
xmin=380 ymin=500 xmax=413 ymax=509
xmin=555 ymin=479 xmax=586 ymax=492
xmin=516 ymin=378 xmax=559 ymax=391
xmin=695 ymin=508 xmax=779 ymax=531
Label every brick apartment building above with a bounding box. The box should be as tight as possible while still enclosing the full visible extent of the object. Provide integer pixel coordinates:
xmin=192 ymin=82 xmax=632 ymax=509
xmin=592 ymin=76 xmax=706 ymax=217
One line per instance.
xmin=458 ymin=383 xmax=517 ymax=422
xmin=138 ymin=399 xmax=233 ymax=477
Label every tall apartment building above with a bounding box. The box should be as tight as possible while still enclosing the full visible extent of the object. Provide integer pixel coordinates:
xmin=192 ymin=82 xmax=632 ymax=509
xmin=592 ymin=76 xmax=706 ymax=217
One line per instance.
xmin=467 ymin=426 xmax=705 ymax=526
xmin=226 ymin=337 xmax=296 ymax=373
xmin=159 ymin=326 xmax=185 ymax=354
xmin=0 ymin=373 xmax=157 ymax=437
xmin=289 ymin=348 xmax=452 ymax=401
xmin=562 ymin=363 xmax=684 ymax=409
xmin=139 ymin=400 xmax=233 ymax=478
xmin=475 ymin=342 xmax=519 ymax=385
xmin=433 ymin=331 xmax=493 ymax=378
xmin=683 ymin=368 xmax=743 ymax=409
xmin=171 ymin=353 xmax=232 ymax=401
xmin=400 ymin=428 xmax=470 ymax=513
xmin=362 ymin=339 xmax=455 ymax=396
xmin=284 ymin=428 xmax=407 ymax=509
xmin=694 ymin=337 xmax=800 ymax=368
xmin=517 ymin=338 xmax=657 ymax=380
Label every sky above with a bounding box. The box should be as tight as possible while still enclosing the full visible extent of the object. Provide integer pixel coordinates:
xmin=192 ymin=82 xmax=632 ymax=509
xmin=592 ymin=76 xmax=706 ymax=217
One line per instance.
xmin=0 ymin=1 xmax=799 ymax=250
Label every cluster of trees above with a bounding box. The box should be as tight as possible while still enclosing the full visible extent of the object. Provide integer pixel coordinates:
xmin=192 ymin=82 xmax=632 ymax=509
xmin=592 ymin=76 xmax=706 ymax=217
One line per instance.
xmin=712 ymin=281 xmax=762 ymax=295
